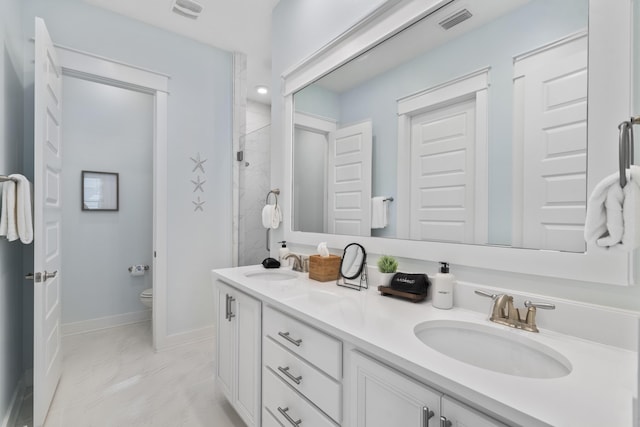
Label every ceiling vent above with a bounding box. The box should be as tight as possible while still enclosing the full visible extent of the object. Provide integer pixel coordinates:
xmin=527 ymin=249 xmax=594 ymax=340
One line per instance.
xmin=171 ymin=0 xmax=203 ymax=19
xmin=439 ymin=9 xmax=473 ymax=30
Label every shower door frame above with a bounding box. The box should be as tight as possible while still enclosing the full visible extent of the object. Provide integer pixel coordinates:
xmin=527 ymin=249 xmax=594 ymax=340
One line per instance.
xmin=56 ymin=45 xmax=170 ymax=351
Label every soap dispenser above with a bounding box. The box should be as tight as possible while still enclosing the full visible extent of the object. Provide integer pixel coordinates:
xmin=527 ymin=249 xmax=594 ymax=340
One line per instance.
xmin=278 ymin=241 xmax=290 ymax=264
xmin=432 ymin=262 xmax=455 ymax=309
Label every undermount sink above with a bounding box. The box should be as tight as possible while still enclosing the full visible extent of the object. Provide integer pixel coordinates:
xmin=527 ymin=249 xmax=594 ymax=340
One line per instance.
xmin=244 ymin=270 xmax=298 ymax=281
xmin=414 ymin=320 xmax=572 ymax=379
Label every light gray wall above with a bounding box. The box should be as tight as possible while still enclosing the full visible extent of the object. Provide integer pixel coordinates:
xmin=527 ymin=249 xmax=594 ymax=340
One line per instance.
xmin=0 ymin=0 xmax=25 ymax=419
xmin=272 ymin=0 xmax=640 ymax=311
xmin=22 ymin=0 xmax=233 ymax=335
xmin=61 ymin=76 xmax=153 ymax=324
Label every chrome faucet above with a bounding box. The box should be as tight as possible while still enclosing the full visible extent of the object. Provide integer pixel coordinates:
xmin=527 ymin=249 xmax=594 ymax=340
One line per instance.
xmin=283 ymin=253 xmax=304 ymax=272
xmin=475 ymin=290 xmax=555 ymax=333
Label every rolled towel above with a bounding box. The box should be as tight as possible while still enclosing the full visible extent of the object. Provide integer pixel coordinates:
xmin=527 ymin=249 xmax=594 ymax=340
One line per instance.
xmin=585 ymin=165 xmax=640 ymax=251
xmin=11 ymin=174 xmax=33 ymax=244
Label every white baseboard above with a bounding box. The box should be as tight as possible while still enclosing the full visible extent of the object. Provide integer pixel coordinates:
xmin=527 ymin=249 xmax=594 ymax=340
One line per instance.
xmin=62 ymin=310 xmax=151 ymax=336
xmin=155 ymin=325 xmax=215 ymax=351
xmin=2 ymin=374 xmax=26 ymax=427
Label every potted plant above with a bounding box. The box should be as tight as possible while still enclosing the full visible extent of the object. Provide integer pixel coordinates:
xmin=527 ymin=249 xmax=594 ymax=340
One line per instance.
xmin=377 ymin=255 xmax=398 ymax=287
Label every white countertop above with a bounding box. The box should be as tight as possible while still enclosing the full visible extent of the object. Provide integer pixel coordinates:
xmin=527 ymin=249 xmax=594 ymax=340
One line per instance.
xmin=212 ymin=265 xmax=637 ymax=427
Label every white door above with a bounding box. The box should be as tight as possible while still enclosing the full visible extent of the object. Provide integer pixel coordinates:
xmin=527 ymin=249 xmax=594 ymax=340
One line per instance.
xmin=517 ymin=34 xmax=588 ymax=252
xmin=33 ymin=17 xmax=63 ymax=427
xmin=350 ymin=351 xmax=442 ymax=427
xmin=214 ymin=281 xmax=234 ymax=402
xmin=409 ymin=99 xmax=476 ymax=242
xmin=327 ymin=121 xmax=372 ymax=236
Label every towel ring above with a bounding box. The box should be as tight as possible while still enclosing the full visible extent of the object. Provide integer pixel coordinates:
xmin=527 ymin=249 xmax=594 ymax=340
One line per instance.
xmin=265 ymin=188 xmax=280 ymax=207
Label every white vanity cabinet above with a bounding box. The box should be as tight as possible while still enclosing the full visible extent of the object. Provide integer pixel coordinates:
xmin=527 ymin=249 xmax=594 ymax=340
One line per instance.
xmin=262 ymin=306 xmax=343 ymax=426
xmin=350 ymin=351 xmax=507 ymax=427
xmin=214 ymin=280 xmax=261 ymax=427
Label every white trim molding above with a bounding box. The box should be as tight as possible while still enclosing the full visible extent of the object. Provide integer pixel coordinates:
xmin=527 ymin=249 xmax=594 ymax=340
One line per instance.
xmin=61 ymin=310 xmax=152 ymax=336
xmin=56 ymin=48 xmax=171 ymax=350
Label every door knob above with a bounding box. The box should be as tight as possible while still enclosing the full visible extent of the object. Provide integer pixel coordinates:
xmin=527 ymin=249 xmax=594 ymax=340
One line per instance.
xmin=25 ymin=272 xmax=42 ymax=282
xmin=43 ymin=270 xmax=58 ymax=280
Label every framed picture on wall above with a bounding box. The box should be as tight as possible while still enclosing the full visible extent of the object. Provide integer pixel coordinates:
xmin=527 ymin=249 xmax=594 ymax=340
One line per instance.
xmin=82 ymin=171 xmax=119 ymax=211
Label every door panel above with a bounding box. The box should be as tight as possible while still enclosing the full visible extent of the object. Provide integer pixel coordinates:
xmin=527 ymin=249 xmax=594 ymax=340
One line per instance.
xmin=327 ymin=121 xmax=372 ymax=236
xmin=34 ymin=17 xmax=63 ymax=427
xmin=410 ymin=99 xmax=476 ymax=243
xmin=518 ymin=34 xmax=588 ymax=252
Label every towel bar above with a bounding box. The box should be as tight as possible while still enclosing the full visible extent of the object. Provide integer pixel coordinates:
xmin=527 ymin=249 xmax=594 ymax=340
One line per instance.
xmin=0 ymin=175 xmax=17 ymax=183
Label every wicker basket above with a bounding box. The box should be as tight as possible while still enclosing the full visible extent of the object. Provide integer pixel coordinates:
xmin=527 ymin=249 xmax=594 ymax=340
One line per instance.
xmin=308 ymin=254 xmax=341 ymax=282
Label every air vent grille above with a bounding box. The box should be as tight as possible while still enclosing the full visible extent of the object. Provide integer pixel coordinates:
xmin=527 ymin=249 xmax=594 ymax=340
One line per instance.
xmin=439 ymin=9 xmax=473 ymax=30
xmin=172 ymin=0 xmax=203 ymax=19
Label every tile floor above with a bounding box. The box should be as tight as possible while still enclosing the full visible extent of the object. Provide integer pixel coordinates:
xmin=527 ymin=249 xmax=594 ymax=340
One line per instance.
xmin=32 ymin=321 xmax=244 ymax=427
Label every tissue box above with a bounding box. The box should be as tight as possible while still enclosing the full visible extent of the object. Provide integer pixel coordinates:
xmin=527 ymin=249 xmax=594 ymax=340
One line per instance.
xmin=308 ymin=254 xmax=341 ymax=282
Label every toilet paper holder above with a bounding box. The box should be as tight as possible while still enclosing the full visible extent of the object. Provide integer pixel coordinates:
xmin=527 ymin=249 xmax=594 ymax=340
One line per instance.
xmin=128 ymin=265 xmax=150 ymax=273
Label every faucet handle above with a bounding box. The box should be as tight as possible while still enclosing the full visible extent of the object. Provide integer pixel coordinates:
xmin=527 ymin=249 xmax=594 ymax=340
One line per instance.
xmin=524 ymin=300 xmax=556 ymax=310
xmin=474 ymin=289 xmax=498 ymax=300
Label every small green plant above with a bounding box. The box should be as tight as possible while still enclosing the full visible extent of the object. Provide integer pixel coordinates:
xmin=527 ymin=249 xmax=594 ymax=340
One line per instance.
xmin=377 ymin=255 xmax=398 ymax=273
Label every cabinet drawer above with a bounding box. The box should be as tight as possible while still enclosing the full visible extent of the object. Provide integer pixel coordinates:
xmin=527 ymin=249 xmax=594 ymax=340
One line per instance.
xmin=262 ymin=408 xmax=284 ymax=427
xmin=264 ymin=306 xmax=342 ymax=379
xmin=263 ymin=367 xmax=338 ymax=427
xmin=264 ymin=336 xmax=341 ymax=422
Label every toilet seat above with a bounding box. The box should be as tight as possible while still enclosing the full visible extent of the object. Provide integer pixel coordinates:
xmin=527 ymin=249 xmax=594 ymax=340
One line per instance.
xmin=141 ymin=288 xmax=153 ymax=298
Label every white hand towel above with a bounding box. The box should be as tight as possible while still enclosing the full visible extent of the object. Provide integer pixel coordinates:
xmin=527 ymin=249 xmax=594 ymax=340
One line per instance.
xmin=262 ymin=204 xmax=282 ymax=229
xmin=0 ymin=180 xmax=18 ymax=241
xmin=11 ymin=174 xmax=33 ymax=244
xmin=584 ymin=165 xmax=640 ymax=251
xmin=262 ymin=204 xmax=273 ymax=228
xmin=371 ymin=197 xmax=388 ymax=229
xmin=619 ymin=165 xmax=640 ymax=250
xmin=271 ymin=204 xmax=282 ymax=229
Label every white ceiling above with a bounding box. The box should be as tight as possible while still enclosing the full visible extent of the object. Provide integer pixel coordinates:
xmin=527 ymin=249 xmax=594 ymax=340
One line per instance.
xmin=82 ymin=0 xmax=279 ymax=104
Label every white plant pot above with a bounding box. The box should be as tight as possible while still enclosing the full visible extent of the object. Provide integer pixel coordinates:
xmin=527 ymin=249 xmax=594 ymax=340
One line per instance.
xmin=379 ymin=271 xmax=395 ymax=287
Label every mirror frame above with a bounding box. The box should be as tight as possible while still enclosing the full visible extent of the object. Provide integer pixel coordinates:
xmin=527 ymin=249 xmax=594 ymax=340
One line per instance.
xmin=281 ymin=0 xmax=636 ymax=286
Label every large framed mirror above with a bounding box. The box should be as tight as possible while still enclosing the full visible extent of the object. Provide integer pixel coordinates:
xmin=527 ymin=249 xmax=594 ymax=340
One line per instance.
xmin=282 ymin=0 xmax=635 ymax=285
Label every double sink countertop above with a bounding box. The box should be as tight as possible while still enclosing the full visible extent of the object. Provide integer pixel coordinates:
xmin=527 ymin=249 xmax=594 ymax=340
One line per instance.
xmin=212 ymin=265 xmax=637 ymax=427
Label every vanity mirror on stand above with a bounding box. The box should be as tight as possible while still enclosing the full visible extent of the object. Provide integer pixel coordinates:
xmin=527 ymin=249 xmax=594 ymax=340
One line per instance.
xmin=337 ymin=243 xmax=369 ymax=291
xmin=281 ymin=0 xmax=636 ymax=286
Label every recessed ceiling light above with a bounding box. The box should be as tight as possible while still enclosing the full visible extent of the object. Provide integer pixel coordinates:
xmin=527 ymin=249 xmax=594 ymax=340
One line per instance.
xmin=256 ymin=86 xmax=269 ymax=95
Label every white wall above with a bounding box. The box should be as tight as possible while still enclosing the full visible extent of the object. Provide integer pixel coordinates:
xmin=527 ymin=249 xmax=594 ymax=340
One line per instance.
xmin=0 ymin=0 xmax=25 ymax=419
xmin=61 ymin=76 xmax=153 ymax=325
xmin=272 ymin=0 xmax=640 ymax=311
xmin=293 ymin=128 xmax=326 ymax=233
xmin=22 ymin=0 xmax=233 ymax=337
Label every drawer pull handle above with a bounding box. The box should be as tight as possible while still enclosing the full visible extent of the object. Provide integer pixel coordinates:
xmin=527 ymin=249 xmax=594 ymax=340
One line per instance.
xmin=278 ymin=331 xmax=302 ymax=347
xmin=440 ymin=416 xmax=452 ymax=427
xmin=278 ymin=366 xmax=302 ymax=385
xmin=277 ymin=406 xmax=302 ymax=426
xmin=422 ymin=406 xmax=435 ymax=426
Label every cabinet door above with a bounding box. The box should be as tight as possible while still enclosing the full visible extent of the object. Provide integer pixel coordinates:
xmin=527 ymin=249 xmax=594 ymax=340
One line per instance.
xmin=215 ymin=281 xmax=234 ymax=402
xmin=233 ymin=290 xmax=262 ymax=427
xmin=441 ymin=396 xmax=508 ymax=427
xmin=351 ymin=351 xmax=442 ymax=427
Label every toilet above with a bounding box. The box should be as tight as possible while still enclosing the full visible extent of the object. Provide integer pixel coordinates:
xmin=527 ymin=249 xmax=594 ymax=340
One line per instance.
xmin=140 ymin=288 xmax=153 ymax=309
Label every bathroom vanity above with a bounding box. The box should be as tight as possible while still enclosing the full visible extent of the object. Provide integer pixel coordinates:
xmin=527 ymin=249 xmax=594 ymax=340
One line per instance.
xmin=212 ymin=266 xmax=636 ymax=427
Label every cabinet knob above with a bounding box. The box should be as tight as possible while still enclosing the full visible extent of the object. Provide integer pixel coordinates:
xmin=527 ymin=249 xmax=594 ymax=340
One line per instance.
xmin=277 ymin=366 xmax=303 ymax=385
xmin=278 ymin=331 xmax=302 ymax=347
